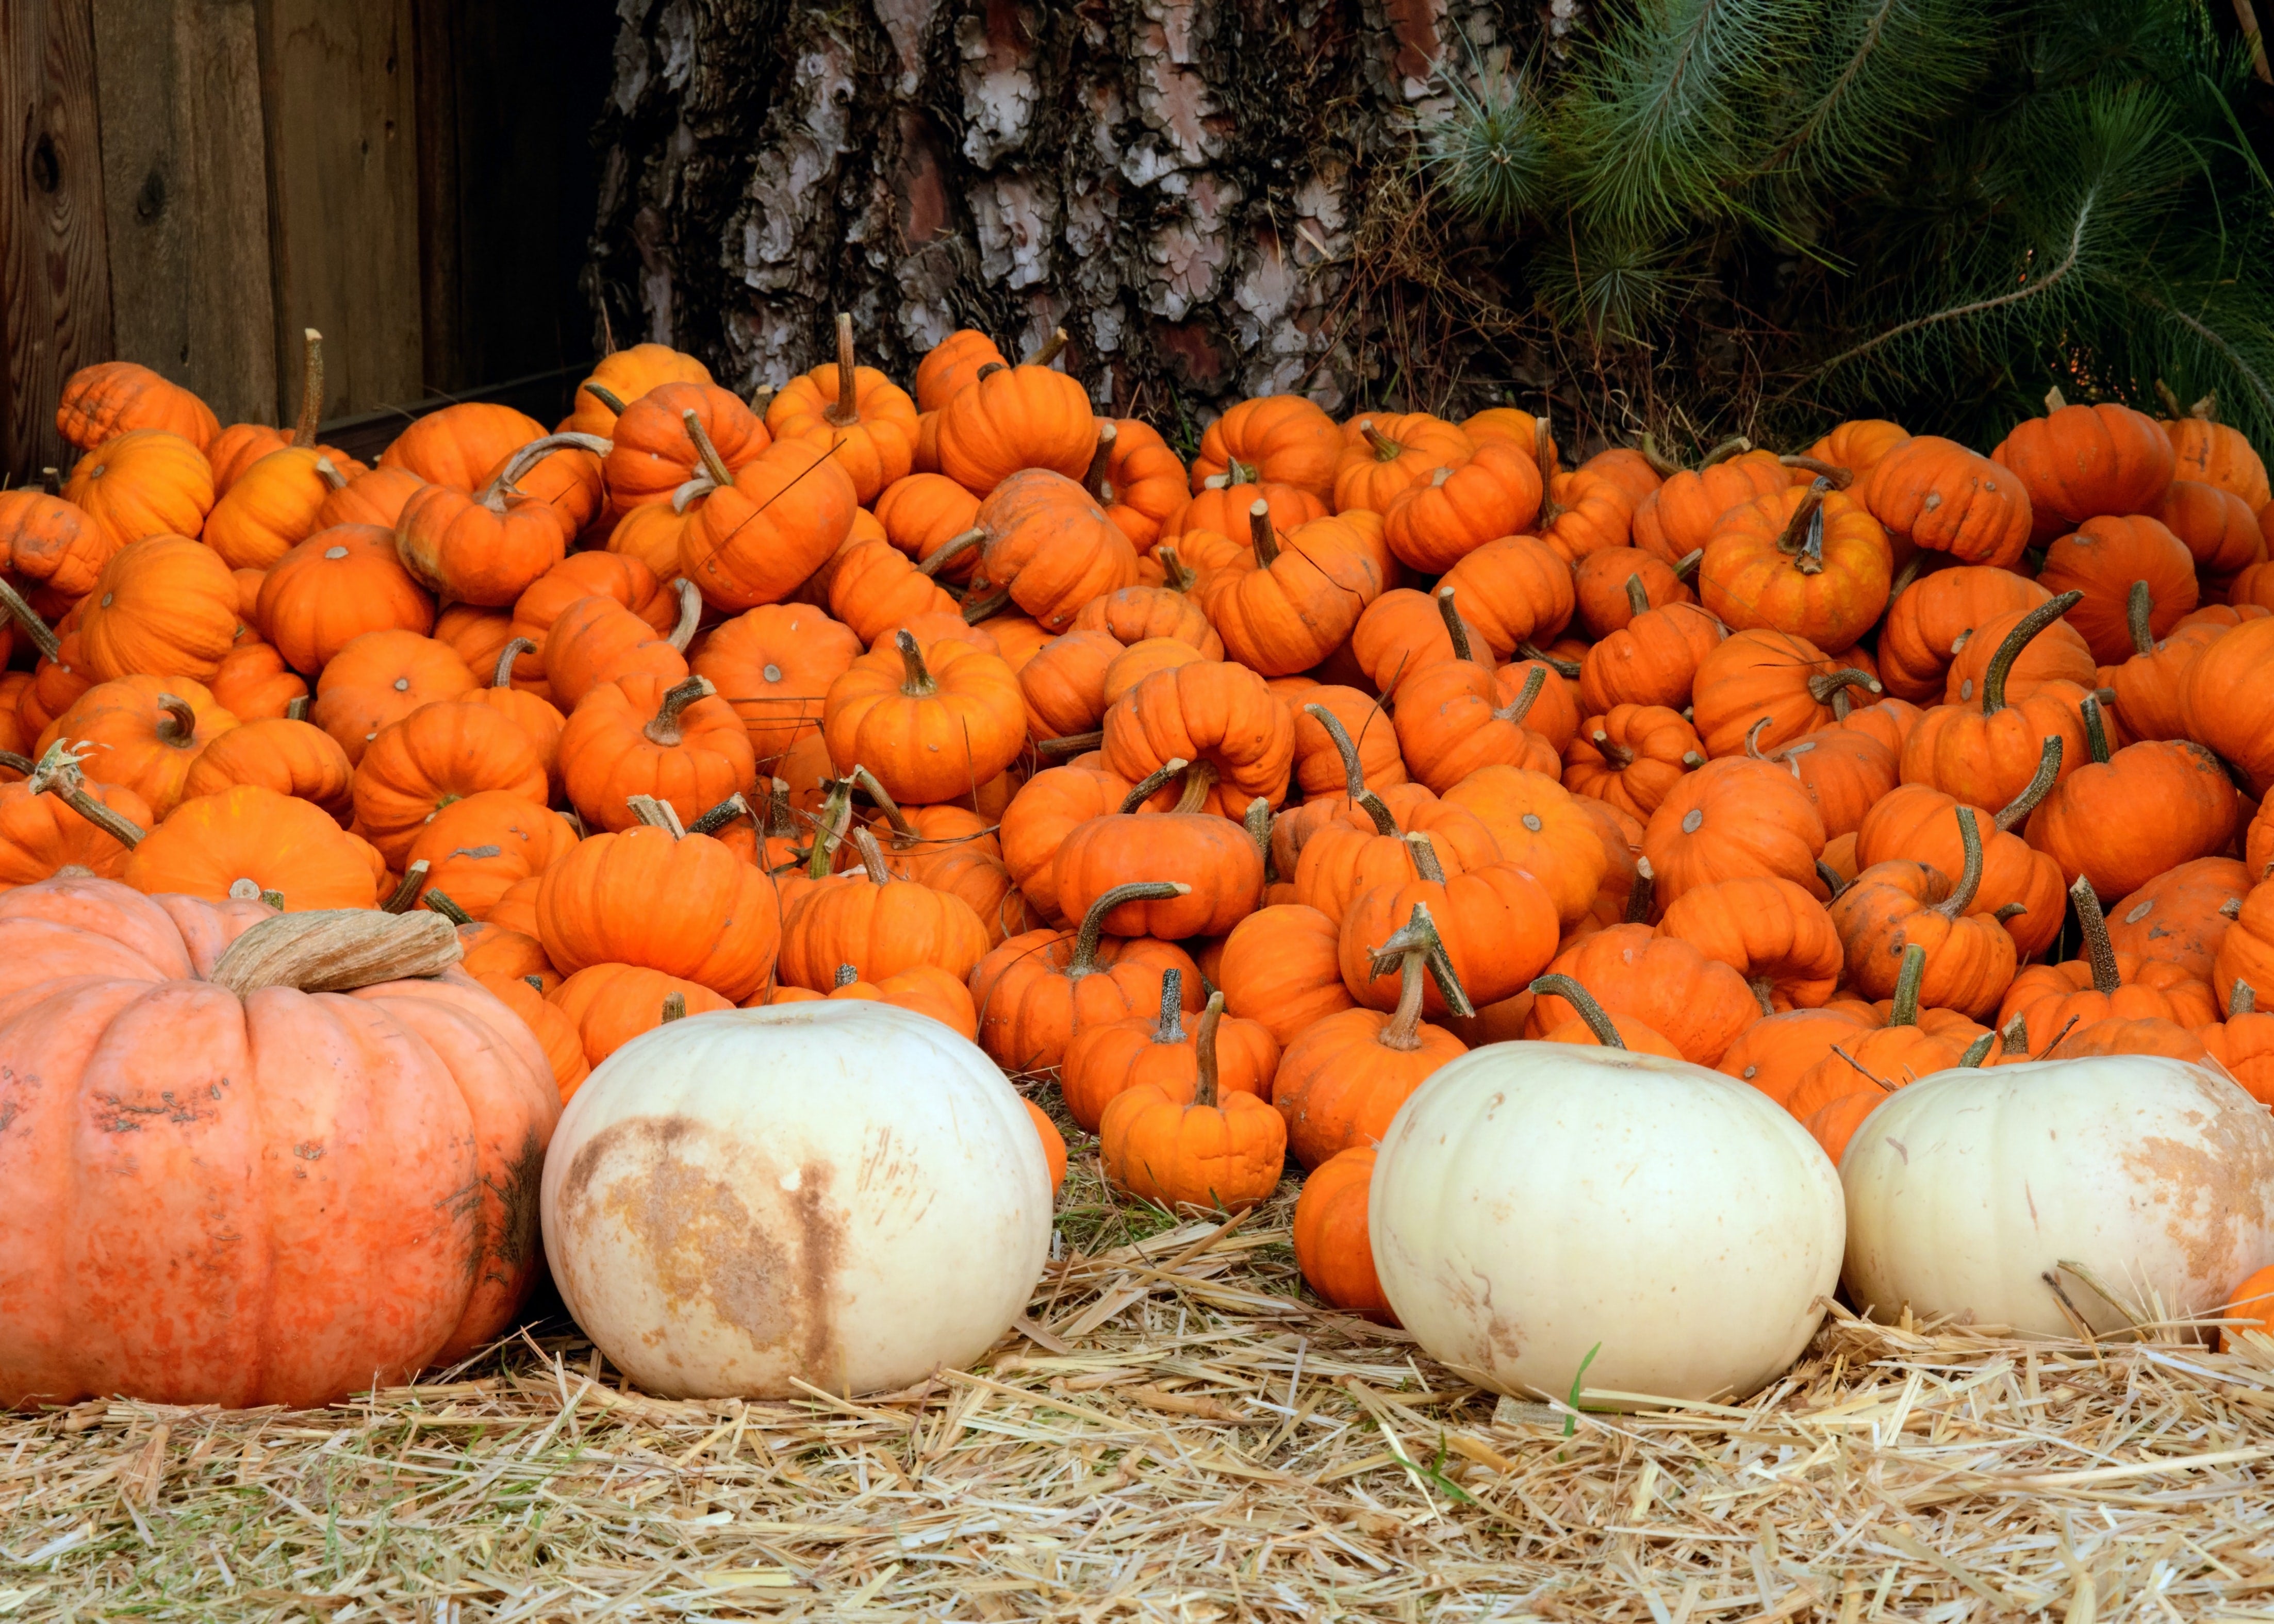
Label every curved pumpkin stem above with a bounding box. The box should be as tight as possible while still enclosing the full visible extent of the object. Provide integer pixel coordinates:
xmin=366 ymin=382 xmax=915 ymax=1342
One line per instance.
xmin=1591 ymin=725 xmax=1634 ymax=770
xmin=916 ymin=527 xmax=986 ymax=578
xmin=1367 ymin=901 xmax=1474 ymax=1051
xmin=1359 ymin=421 xmax=1400 ymax=462
xmin=642 ymin=674 xmax=715 ymax=746
xmin=666 ymin=577 xmax=703 ymax=653
xmin=1673 ymin=548 xmax=1704 ymax=581
xmin=1118 ymin=756 xmax=1191 ymax=815
xmin=1153 ymin=966 xmax=1187 ymax=1045
xmin=804 ymin=777 xmax=853 ymax=880
xmin=828 ymin=311 xmax=860 ymax=427
xmin=961 ymin=581 xmax=1012 ymax=624
xmin=1154 ymin=545 xmax=1197 ymax=594
xmin=1815 ymin=858 xmax=1847 ymax=900
xmin=1624 ymin=574 xmax=1650 ymax=620
xmin=1637 ymin=432 xmax=1682 ymax=476
xmin=1244 ymin=796 xmax=1272 ymax=864
xmin=0 ymin=576 xmax=61 ymax=663
xmin=420 ymin=888 xmax=473 ymax=926
xmin=1035 ymin=729 xmax=1104 ymax=756
xmin=154 ymin=693 xmax=200 ymax=749
xmin=1700 ymin=435 xmax=1752 ymax=468
xmin=1888 ymin=943 xmax=1927 ymax=1028
xmin=1403 ymin=829 xmax=1446 ymax=884
xmin=1934 ymin=805 xmax=1987 ymax=917
xmin=27 ymin=743 xmax=144 ymax=848
xmin=1980 ymin=590 xmax=2084 ymax=715
xmin=1958 ymin=1031 xmax=1996 ymax=1068
xmin=2072 ymin=872 xmax=2119 ymax=995
xmin=1530 ymin=973 xmax=1625 ymax=1049
xmin=1020 ymin=327 xmax=1069 ymax=369
xmin=1082 ymin=421 xmax=1119 ymax=505
xmin=0 ymin=750 xmax=30 ymax=776
xmin=1625 ymin=856 xmax=1656 ymax=923
xmin=1993 ymin=735 xmax=2064 ymax=831
xmin=682 ymin=409 xmax=735 ymax=490
xmin=1246 ymin=499 xmax=1279 ymax=566
xmin=1170 ymin=759 xmax=1218 ymax=814
xmin=1068 ymin=882 xmax=1189 ymax=979
xmin=1192 ymin=991 xmax=1226 ymax=1108
xmin=1778 ymin=455 xmax=1852 ymax=490
xmin=494 ymin=637 xmax=536 ymax=689
xmin=848 ymin=765 xmax=917 ymax=842
xmin=1517 ymin=641 xmax=1581 ymax=679
xmin=2125 ymin=580 xmax=2156 ymax=658
xmin=689 ymin=792 xmax=752 ymax=837
xmin=1434 ymin=586 xmax=1478 ymax=663
xmin=2079 ymin=693 xmax=2111 ymax=766
xmin=1492 ymin=664 xmax=1548 ymax=727
xmin=2044 ymin=385 xmax=2069 ymax=412
xmin=292 ymin=328 xmax=325 ymax=449
xmin=849 ymin=825 xmax=895 ymax=886
xmin=480 ymin=432 xmax=614 ymax=509
xmin=1804 ymin=667 xmax=1881 ymax=706
xmin=585 ymin=383 xmax=628 ymax=417
xmin=894 ymin=629 xmax=938 ymax=698
xmin=1301 ymin=704 xmax=1398 ymax=837
xmin=380 ymin=859 xmax=430 ymax=914
xmin=208 ymin=909 xmax=461 ymax=997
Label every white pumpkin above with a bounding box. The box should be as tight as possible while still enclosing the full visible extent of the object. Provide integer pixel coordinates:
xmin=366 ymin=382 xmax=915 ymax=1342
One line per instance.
xmin=540 ymin=1001 xmax=1053 ymax=1399
xmin=1370 ymin=1043 xmax=1844 ymax=1404
xmin=1841 ymin=1056 xmax=2274 ymax=1337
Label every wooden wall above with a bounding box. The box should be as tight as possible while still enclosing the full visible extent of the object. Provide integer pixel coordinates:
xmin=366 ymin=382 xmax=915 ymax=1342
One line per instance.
xmin=0 ymin=0 xmax=612 ymax=479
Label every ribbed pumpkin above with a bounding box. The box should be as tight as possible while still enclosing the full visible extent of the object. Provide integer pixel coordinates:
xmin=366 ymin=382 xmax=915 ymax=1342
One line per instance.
xmin=968 ymin=881 xmax=1202 ymax=1072
xmin=535 ymin=815 xmax=778 ymax=1002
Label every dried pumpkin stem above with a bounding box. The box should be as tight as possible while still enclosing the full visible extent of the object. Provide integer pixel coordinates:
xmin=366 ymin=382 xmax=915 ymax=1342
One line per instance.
xmin=1981 ymin=590 xmax=2084 ymax=714
xmin=627 ymin=794 xmax=688 ymax=836
xmin=1069 ymin=882 xmax=1189 ymax=977
xmin=1403 ymin=830 xmax=1446 ymax=883
xmin=585 ymin=383 xmax=628 ymax=416
xmin=27 ymin=745 xmax=143 ymax=848
xmin=763 ymin=776 xmax=795 ymax=838
xmin=0 ymin=576 xmax=61 ymax=662
xmin=916 ymin=527 xmax=986 ymax=578
xmin=2072 ymin=873 xmax=2119 ymax=995
xmin=666 ymin=577 xmax=702 ymax=652
xmin=37 ymin=468 xmax=58 ymax=495
xmin=1193 ymin=992 xmax=1226 ymax=1108
xmin=209 ymin=909 xmax=461 ymax=997
xmin=804 ymin=779 xmax=853 ymax=879
xmin=1804 ymin=668 xmax=1881 ymax=705
xmin=1118 ymin=757 xmax=1190 ymax=814
xmin=1243 ymin=797 xmax=1272 ymax=863
xmin=2154 ymin=378 xmax=2184 ymax=418
xmin=688 ymin=792 xmax=752 ymax=836
xmin=1637 ymin=433 xmax=1682 ymax=476
xmin=1936 ymin=805 xmax=1987 ymax=917
xmin=2124 ymin=580 xmax=2156 ymax=658
xmin=292 ymin=328 xmax=324 ymax=448
xmin=1246 ymin=500 xmax=1278 ymax=566
xmin=1433 ymin=587 xmax=1476 ymax=662
xmin=1492 ymin=664 xmax=1548 ymax=727
xmin=1815 ymin=859 xmax=1847 ymax=900
xmin=847 ymin=764 xmax=916 ymax=838
xmin=1082 ymin=422 xmax=1119 ymax=504
xmin=1517 ymin=642 xmax=1581 ymax=678
xmin=1360 ymin=422 xmax=1400 ymax=461
xmin=1153 ymin=966 xmax=1186 ymax=1044
xmin=420 ymin=888 xmax=473 ymax=926
xmin=481 ymin=432 xmax=614 ymax=508
xmin=285 ymin=694 xmax=309 ymax=721
xmin=1624 ymin=574 xmax=1649 ymax=619
xmin=2079 ymin=693 xmax=2111 ymax=765
xmin=661 ymin=991 xmax=687 ymax=1022
xmin=493 ymin=637 xmax=536 ymax=689
xmin=0 ymin=750 xmax=29 ymax=776
xmin=894 ymin=629 xmax=937 ymax=698
xmin=681 ymin=410 xmax=736 ymax=488
xmin=850 ymin=825 xmax=894 ymax=886
xmin=2044 ymin=385 xmax=2069 ymax=412
xmin=1530 ymin=974 xmax=1625 ymax=1049
xmin=2000 ymin=1013 xmax=2031 ymax=1056
xmin=1591 ymin=727 xmax=1634 ymax=770
xmin=1020 ymin=327 xmax=1070 ymax=368
xmin=1625 ymin=857 xmax=1656 ymax=923
xmin=1300 ymin=704 xmax=1390 ymax=830
xmin=642 ymin=674 xmax=715 ymax=746
xmin=1993 ymin=735 xmax=2064 ymax=830
xmin=1673 ymin=548 xmax=1704 ymax=580
xmin=1035 ymin=729 xmax=1103 ymax=755
xmin=1171 ymin=760 xmax=1217 ymax=815
xmin=154 ymin=694 xmax=199 ymax=748
xmin=1778 ymin=455 xmax=1852 ymax=490
xmin=961 ymin=583 xmax=1012 ymax=624
xmin=829 ymin=311 xmax=860 ymax=426
xmin=834 ymin=963 xmax=860 ymax=988
xmin=1154 ymin=545 xmax=1197 ymax=594
xmin=380 ymin=860 xmax=430 ymax=914
xmin=1700 ymin=435 xmax=1752 ymax=468
xmin=2235 ymin=982 xmax=2257 ymax=1016
xmin=1366 ymin=901 xmax=1474 ymax=1047
xmin=1958 ymin=1032 xmax=1996 ymax=1068
xmin=1889 ymin=943 xmax=1927 ymax=1028
xmin=1993 ymin=901 xmax=2029 ymax=921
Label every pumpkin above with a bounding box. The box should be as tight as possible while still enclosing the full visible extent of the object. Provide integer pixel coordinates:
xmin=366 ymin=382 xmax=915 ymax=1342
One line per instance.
xmin=1857 ymin=436 xmax=2032 ymax=569
xmin=1700 ymin=478 xmax=1891 ymax=652
xmin=1659 ymin=876 xmax=1841 ymax=1015
xmin=765 ymin=319 xmax=920 ymax=505
xmin=820 ymin=631 xmax=1025 ymax=807
xmin=2034 ymin=514 xmax=2198 ymax=664
xmin=535 ymin=817 xmax=778 ymax=1002
xmin=2023 ymin=715 xmax=2238 ymax=901
xmin=1100 ymin=659 xmax=1294 ymax=817
xmin=967 ymin=470 xmax=1138 ymax=631
xmin=1293 ymin=1146 xmax=1396 ymax=1323
xmin=548 ymin=963 xmax=733 ymax=1068
xmin=1876 ymin=566 xmax=2048 ymax=701
xmin=181 ymin=717 xmax=356 ymax=826
xmin=2155 ymin=478 xmax=2265 ymax=580
xmin=1431 ymin=534 xmax=1575 ymax=660
xmin=512 ymin=550 xmax=677 ymax=686
xmin=377 ymin=402 xmax=546 ymax=489
xmin=1840 ymin=1054 xmax=2274 ymax=1336
xmin=1642 ymin=754 xmax=1827 ymax=904
xmin=1525 ymin=924 xmax=1758 ymax=1065
xmin=308 ymin=631 xmax=477 ymax=766
xmin=403 ymin=790 xmax=580 ymax=919
xmin=203 ymin=446 xmax=351 ymax=570
xmin=1852 ymin=740 xmax=2067 ymax=957
xmin=1350 ymin=585 xmax=1496 ymax=695
xmin=1332 ymin=413 xmax=1473 ymax=513
xmin=604 ymin=382 xmax=768 ymax=517
xmin=560 ymin=673 xmax=757 ymax=833
xmin=1191 ymin=395 xmax=1341 ymax=500
xmin=1289 ymin=685 xmax=1403 ymax=797
xmin=1630 ymin=443 xmax=1788 ymax=562
xmin=2104 ymin=857 xmax=2251 ymax=982
xmin=2203 ymin=983 xmax=2274 ymax=1106
xmin=1436 ymin=765 xmax=1601 ymax=923
xmin=776 ymin=827 xmax=987 ymax=990
xmin=821 ymin=963 xmax=981 ymax=1040
xmin=1216 ymin=902 xmax=1357 ymax=1047
xmin=1574 ymin=547 xmax=1695 ymax=640
xmin=1578 ymin=601 xmax=1724 ymax=717
xmin=1062 ymin=966 xmax=1277 ymax=1129
xmin=56 ymin=361 xmax=220 ymax=452
xmin=1715 ymin=1006 xmax=1876 ymax=1109
xmin=2215 ymin=881 xmax=2274 ymax=1013
xmin=393 ymin=434 xmax=606 ymax=608
xmin=1379 ymin=440 xmax=1542 ymax=572
xmin=1369 ymin=1037 xmax=1843 ymax=1402
xmin=256 ymin=523 xmax=435 ymax=674
xmin=540 ymin=581 xmax=701 ymax=712
xmin=122 ymin=785 xmax=385 ymax=911
xmin=542 ymin=1000 xmax=1049 ymax=1398
xmin=999 ymin=761 xmax=1132 ymax=925
xmin=79 ymin=534 xmax=241 ymax=684
xmin=1560 ymin=704 xmax=1703 ymax=820
xmin=1830 ymin=805 xmax=2018 ymax=1019
xmin=1336 ymin=832 xmax=1559 ymax=1015
xmin=350 ymin=700 xmax=548 ymax=866
xmin=1072 ymin=582 xmax=1223 ymax=661
xmin=1393 ymin=653 xmax=1561 ymax=793
xmin=0 ymin=892 xmax=555 ymax=1407
xmin=2002 ymin=875 xmax=2222 ymax=1051
xmin=968 ymin=881 xmax=1202 ymax=1072
xmin=1053 ymin=761 xmax=1265 ymax=939
xmin=0 ymin=490 xmax=117 ymax=603
xmin=38 ymin=676 xmax=236 ymax=820
xmin=1689 ymin=629 xmax=1879 ymax=757
xmin=2181 ymin=617 xmax=2274 ymax=796
xmin=1993 ymin=394 xmax=2173 ymax=541
xmin=2157 ymin=391 xmax=2271 ymax=508
xmin=681 ymin=602 xmax=860 ymax=770
xmin=680 ymin=436 xmax=862 ymax=612
xmin=1741 ymin=716 xmax=1896 ymax=840
xmin=1193 ymin=505 xmax=1383 ymax=675
xmin=1098 ymin=991 xmax=1286 ymax=1212
xmin=317 ymin=463 xmax=427 ymax=533
xmin=64 ymin=429 xmax=215 ymax=549
xmin=1900 ymin=593 xmax=2095 ymax=809
xmin=0 ymin=767 xmax=151 ymax=888
xmin=934 ymin=358 xmax=1095 ymax=492
xmin=1016 ymin=628 xmax=1119 ymax=740
xmin=1082 ymin=419 xmax=1190 ymax=551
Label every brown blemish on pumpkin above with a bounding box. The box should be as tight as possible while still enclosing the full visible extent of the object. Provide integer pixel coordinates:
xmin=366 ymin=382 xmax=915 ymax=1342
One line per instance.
xmin=2119 ymin=1092 xmax=2274 ymax=1298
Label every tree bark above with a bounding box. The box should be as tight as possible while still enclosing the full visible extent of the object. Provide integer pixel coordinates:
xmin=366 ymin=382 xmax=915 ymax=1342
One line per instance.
xmin=588 ymin=0 xmax=1529 ymax=422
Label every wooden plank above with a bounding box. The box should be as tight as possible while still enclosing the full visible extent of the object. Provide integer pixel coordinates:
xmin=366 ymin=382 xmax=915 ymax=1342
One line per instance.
xmin=0 ymin=0 xmax=114 ymax=478
xmin=87 ymin=0 xmax=278 ymax=428
xmin=408 ymin=0 xmax=462 ymax=395
xmin=254 ymin=0 xmax=422 ymax=420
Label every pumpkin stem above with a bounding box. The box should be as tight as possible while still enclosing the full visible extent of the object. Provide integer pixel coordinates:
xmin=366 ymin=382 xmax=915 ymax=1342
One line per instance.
xmin=38 ymin=468 xmax=58 ymax=495
xmin=1243 ymin=797 xmax=1272 ymax=863
xmin=1979 ymin=589 xmax=2083 ymax=716
xmin=1804 ymin=667 xmax=1881 ymax=705
xmin=153 ymin=693 xmax=200 ymax=748
xmin=1118 ymin=756 xmax=1190 ymax=814
xmin=1301 ymin=703 xmax=1396 ymax=836
xmin=1020 ymin=327 xmax=1069 ymax=368
xmin=1035 ymin=730 xmax=1105 ymax=756
xmin=1993 ymin=735 xmax=2064 ymax=830
xmin=0 ymin=750 xmax=29 ymax=776
xmin=0 ymin=577 xmax=61 ymax=662
xmin=1815 ymin=858 xmax=1847 ymax=900
xmin=285 ymin=694 xmax=310 ymax=722
xmin=1958 ymin=1032 xmax=1996 ymax=1068
xmin=1888 ymin=551 xmax=1925 ymax=599
xmin=805 ymin=778 xmax=853 ymax=879
xmin=682 ymin=409 xmax=736 ymax=489
xmin=1171 ymin=759 xmax=1217 ymax=815
xmin=1192 ymin=992 xmax=1226 ymax=1108
xmin=2079 ymin=693 xmax=2111 ymax=766
xmin=2190 ymin=390 xmax=2218 ymax=421
xmin=627 ymin=794 xmax=689 ymax=836
xmin=1360 ymin=422 xmax=1400 ymax=462
xmin=1781 ymin=480 xmax=1832 ymax=574
xmin=1700 ymin=435 xmax=1752 ymax=468
xmin=208 ymin=908 xmax=462 ymax=997
xmin=847 ymin=764 xmax=917 ymax=838
xmin=664 ymin=577 xmax=702 ymax=653
xmin=1742 ymin=717 xmax=1778 ymax=761
xmin=661 ymin=991 xmax=687 ymax=1022
xmin=850 ymin=826 xmax=895 ymax=886
xmin=1624 ymin=857 xmax=1655 ymax=923
xmin=2124 ymin=580 xmax=2156 ymax=658
xmin=834 ymin=963 xmax=860 ymax=989
xmin=1935 ymin=805 xmax=1987 ymax=917
xmin=314 ymin=456 xmax=347 ymax=491
xmin=642 ymin=674 xmax=715 ymax=745
xmin=1889 ymin=943 xmax=1927 ymax=1028
xmin=1673 ymin=547 xmax=1704 ymax=581
xmin=1592 ymin=726 xmax=1635 ymax=770
xmin=1530 ymin=974 xmax=1626 ymax=1048
xmin=763 ymin=776 xmax=795 ymax=838
xmin=419 ymin=888 xmax=473 ymax=926
xmin=1637 ymin=432 xmax=1682 ymax=476
xmin=1154 ymin=966 xmax=1186 ymax=1044
xmin=1403 ymin=829 xmax=1447 ymax=884
xmin=689 ymin=792 xmax=752 ymax=837
xmin=2044 ymin=385 xmax=2068 ymax=412
xmin=2154 ymin=378 xmax=2185 ymax=418
xmin=2234 ymin=981 xmax=2256 ymax=1016
xmin=1624 ymin=574 xmax=1650 ymax=619
xmin=1082 ymin=422 xmax=1119 ymax=505
xmin=480 ymin=432 xmax=615 ymax=509
xmin=25 ymin=743 xmax=143 ymax=848
xmin=1517 ymin=642 xmax=1582 ymax=679
xmin=1434 ymin=587 xmax=1478 ymax=663
xmin=1534 ymin=418 xmax=1569 ymax=526
xmin=827 ymin=311 xmax=860 ymax=427
xmin=894 ymin=629 xmax=938 ymax=698
xmin=917 ymin=527 xmax=986 ymax=578
xmin=1993 ymin=902 xmax=2029 ymax=921
xmin=2072 ymin=873 xmax=2119 ymax=994
xmin=380 ymin=860 xmax=430 ymax=914
xmin=1069 ymin=882 xmax=1189 ymax=977
xmin=1247 ymin=499 xmax=1278 ymax=566
xmin=292 ymin=328 xmax=324 ymax=448
xmin=1155 ymin=545 xmax=1197 ymax=593
xmin=1492 ymin=664 xmax=1548 ymax=728
xmin=1369 ymin=901 xmax=1474 ymax=1050
xmin=585 ymin=383 xmax=629 ymax=417
xmin=1999 ymin=1015 xmax=2031 ymax=1056
xmin=961 ymin=582 xmax=1012 ymax=624
xmin=493 ymin=637 xmax=536 ymax=689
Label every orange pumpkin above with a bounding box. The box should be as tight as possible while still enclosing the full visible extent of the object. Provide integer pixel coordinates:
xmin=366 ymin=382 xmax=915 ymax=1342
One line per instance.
xmin=821 ymin=631 xmax=1026 ymax=806
xmin=1830 ymin=806 xmax=2019 ymax=1020
xmin=776 ymin=827 xmax=988 ymax=989
xmin=181 ymin=717 xmax=356 ymax=826
xmin=351 ymin=701 xmax=549 ymax=865
xmin=1098 ymin=992 xmax=1287 ymax=1212
xmin=1292 ymin=1145 xmax=1397 ymax=1323
xmin=968 ymin=881 xmax=1202 ymax=1072
xmin=1991 ymin=396 xmax=2173 ymax=542
xmin=1061 ymin=966 xmax=1277 ymax=1129
xmin=689 ymin=602 xmax=863 ymax=767
xmin=39 ymin=676 xmax=237 ymax=819
xmin=2105 ymin=856 xmax=2251 ymax=982
xmin=401 ymin=791 xmax=580 ymax=919
xmin=1101 ymin=659 xmax=1295 ymax=817
xmin=1700 ymin=478 xmax=1891 ymax=652
xmin=79 ymin=534 xmax=241 ymax=684
xmin=549 ymin=962 xmax=732 ymax=1068
xmin=378 ymin=402 xmax=548 ymax=489
xmin=565 ymin=343 xmax=713 ymax=437
xmin=1191 ymin=395 xmax=1341 ymax=500
xmin=1859 ymin=436 xmax=2032 ymax=569
xmin=1524 ymin=924 xmax=1758 ymax=1065
xmin=1900 ymin=593 xmax=2095 ymax=809
xmin=308 ymin=631 xmax=478 ymax=766
xmin=394 ymin=434 xmax=605 ymax=607
xmin=56 ymin=361 xmax=220 ymax=452
xmin=1334 ymin=832 xmax=1560 ymax=1014
xmin=1216 ymin=902 xmax=1357 ymax=1048
xmin=1332 ymin=413 xmax=1473 ymax=513
xmin=2002 ymin=875 xmax=2221 ymax=1049
xmin=535 ymin=817 xmax=779 ymax=1002
xmin=933 ymin=357 xmax=1095 ymax=492
xmin=2035 ymin=514 xmax=2198 ymax=665
xmin=1052 ymin=761 xmax=1265 ymax=939
xmin=559 ymin=673 xmax=757 ymax=833
xmin=123 ymin=785 xmax=386 ymax=910
xmin=64 ymin=429 xmax=215 ymax=548
xmin=256 ymin=524 xmax=435 ymax=674
xmin=968 ymin=470 xmax=1139 ymax=631
xmin=680 ymin=436 xmax=861 ymax=611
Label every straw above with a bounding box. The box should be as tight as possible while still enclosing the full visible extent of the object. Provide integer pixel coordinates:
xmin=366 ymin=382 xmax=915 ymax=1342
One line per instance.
xmin=9 ymin=1104 xmax=2274 ymax=1618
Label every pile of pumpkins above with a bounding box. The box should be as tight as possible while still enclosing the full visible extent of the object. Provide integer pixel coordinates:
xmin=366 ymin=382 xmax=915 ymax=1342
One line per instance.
xmin=5 ymin=316 xmax=2274 ymax=1410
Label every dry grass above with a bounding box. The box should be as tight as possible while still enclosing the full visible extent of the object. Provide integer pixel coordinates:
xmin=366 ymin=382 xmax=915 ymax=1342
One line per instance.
xmin=11 ymin=1135 xmax=2274 ymax=1620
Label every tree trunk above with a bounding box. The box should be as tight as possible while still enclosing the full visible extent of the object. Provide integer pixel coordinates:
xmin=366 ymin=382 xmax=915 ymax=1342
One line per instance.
xmin=587 ymin=0 xmax=1531 ymax=424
